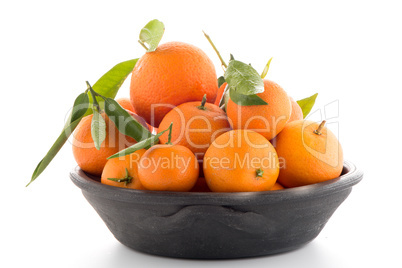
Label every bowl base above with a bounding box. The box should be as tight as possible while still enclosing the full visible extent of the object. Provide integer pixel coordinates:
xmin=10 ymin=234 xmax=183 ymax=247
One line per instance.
xmin=117 ymin=237 xmax=314 ymax=259
xmin=71 ymin=160 xmax=363 ymax=260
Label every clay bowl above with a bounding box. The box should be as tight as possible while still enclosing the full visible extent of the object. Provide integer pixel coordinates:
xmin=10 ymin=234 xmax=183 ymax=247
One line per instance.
xmin=70 ymin=160 xmax=363 ymax=259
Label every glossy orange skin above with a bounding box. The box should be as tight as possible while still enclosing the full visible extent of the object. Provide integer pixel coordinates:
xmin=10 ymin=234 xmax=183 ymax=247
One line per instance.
xmin=137 ymin=144 xmax=199 ymax=191
xmin=101 ymin=149 xmax=147 ymax=190
xmin=72 ymin=113 xmax=141 ymax=176
xmin=270 ymin=182 xmax=285 ymax=190
xmin=274 ymin=120 xmax=344 ymax=188
xmin=158 ymin=100 xmax=231 ymax=161
xmin=203 ymin=129 xmax=279 ymax=192
xmin=226 ymin=79 xmax=291 ymax=140
xmin=288 ymin=97 xmax=303 ymax=123
xmin=130 ymin=42 xmax=218 ymax=127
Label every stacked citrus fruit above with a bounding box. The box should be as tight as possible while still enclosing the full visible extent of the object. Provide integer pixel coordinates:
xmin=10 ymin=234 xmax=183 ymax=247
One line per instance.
xmin=76 ymin=39 xmax=342 ymax=192
xmin=30 ymin=20 xmax=343 ymax=192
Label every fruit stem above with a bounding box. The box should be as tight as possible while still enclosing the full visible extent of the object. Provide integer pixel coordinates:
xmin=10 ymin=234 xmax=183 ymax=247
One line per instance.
xmin=314 ymin=120 xmax=326 ymax=135
xmin=107 ymin=168 xmax=132 ymax=186
xmin=86 ymin=81 xmax=102 ymax=113
xmin=165 ymin=122 xmax=173 ymax=145
xmin=138 ymin=40 xmax=149 ymax=51
xmin=256 ymin=168 xmax=264 ymax=178
xmin=197 ymin=94 xmax=207 ymax=110
xmin=260 ymin=57 xmax=273 ymax=79
xmin=203 ymin=31 xmax=228 ymax=69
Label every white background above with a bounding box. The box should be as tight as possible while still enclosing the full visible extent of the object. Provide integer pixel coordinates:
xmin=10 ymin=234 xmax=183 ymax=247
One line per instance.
xmin=1 ymin=0 xmax=401 ymax=267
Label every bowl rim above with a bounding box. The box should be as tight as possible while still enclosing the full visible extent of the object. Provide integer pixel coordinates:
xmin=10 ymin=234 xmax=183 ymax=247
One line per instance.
xmin=70 ymin=160 xmax=363 ymax=205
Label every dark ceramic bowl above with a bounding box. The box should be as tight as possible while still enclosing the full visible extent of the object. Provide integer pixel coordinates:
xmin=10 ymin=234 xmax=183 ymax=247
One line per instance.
xmin=70 ymin=160 xmax=363 ymax=259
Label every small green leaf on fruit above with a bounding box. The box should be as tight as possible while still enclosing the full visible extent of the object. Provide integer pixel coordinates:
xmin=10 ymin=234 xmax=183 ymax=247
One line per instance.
xmin=224 ymin=59 xmax=264 ymax=95
xmin=297 ymin=93 xmax=318 ymax=118
xmin=108 ymin=123 xmax=172 ymax=159
xmin=139 ymin=19 xmax=165 ymax=52
xmin=107 ymin=168 xmax=132 ymax=185
xmin=229 ymin=88 xmax=268 ymax=106
xmin=104 ymin=98 xmax=152 ymax=142
xmin=260 ymin=57 xmax=273 ymax=79
xmin=91 ymin=110 xmax=106 ymax=150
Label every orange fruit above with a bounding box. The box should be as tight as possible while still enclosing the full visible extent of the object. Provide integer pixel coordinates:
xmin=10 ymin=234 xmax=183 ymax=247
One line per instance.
xmin=72 ymin=112 xmax=148 ymax=176
xmin=274 ymin=120 xmax=343 ymax=188
xmin=270 ymin=182 xmax=285 ymax=191
xmin=116 ymin=97 xmax=136 ymax=113
xmin=101 ymin=149 xmax=147 ymax=190
xmin=137 ymin=144 xmax=199 ymax=191
xmin=158 ymin=97 xmax=231 ymax=162
xmin=203 ymin=129 xmax=279 ymax=192
xmin=226 ymin=79 xmax=291 ymax=140
xmin=288 ymin=97 xmax=303 ymax=123
xmin=214 ymin=82 xmax=227 ymax=106
xmin=130 ymin=41 xmax=219 ymax=127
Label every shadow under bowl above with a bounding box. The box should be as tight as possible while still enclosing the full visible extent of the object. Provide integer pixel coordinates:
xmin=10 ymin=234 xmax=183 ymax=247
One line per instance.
xmin=70 ymin=160 xmax=363 ymax=259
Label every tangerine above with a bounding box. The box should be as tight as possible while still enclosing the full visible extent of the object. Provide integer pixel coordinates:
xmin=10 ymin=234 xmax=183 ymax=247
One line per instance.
xmin=203 ymin=129 xmax=279 ymax=192
xmin=72 ymin=111 xmax=148 ymax=176
xmin=274 ymin=120 xmax=343 ymax=187
xmin=288 ymin=97 xmax=303 ymax=123
xmin=130 ymin=41 xmax=219 ymax=127
xmin=101 ymin=149 xmax=147 ymax=190
xmin=226 ymin=79 xmax=291 ymax=140
xmin=158 ymin=96 xmax=231 ymax=161
xmin=138 ymin=144 xmax=199 ymax=191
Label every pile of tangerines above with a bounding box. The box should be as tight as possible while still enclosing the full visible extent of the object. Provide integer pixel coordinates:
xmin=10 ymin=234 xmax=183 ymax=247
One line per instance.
xmin=71 ymin=38 xmax=344 ymax=193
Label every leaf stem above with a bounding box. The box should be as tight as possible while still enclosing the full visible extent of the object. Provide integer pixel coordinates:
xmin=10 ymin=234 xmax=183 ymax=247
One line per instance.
xmin=107 ymin=168 xmax=133 ymax=186
xmin=197 ymin=94 xmax=207 ymax=110
xmin=203 ymin=31 xmax=228 ymax=69
xmin=256 ymin=168 xmax=264 ymax=178
xmin=86 ymin=81 xmax=103 ymax=112
xmin=260 ymin=57 xmax=273 ymax=79
xmin=166 ymin=122 xmax=173 ymax=145
xmin=314 ymin=120 xmax=326 ymax=135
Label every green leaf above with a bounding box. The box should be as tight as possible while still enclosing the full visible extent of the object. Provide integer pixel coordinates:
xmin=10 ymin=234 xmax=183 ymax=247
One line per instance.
xmin=224 ymin=59 xmax=264 ymax=95
xmin=70 ymin=93 xmax=89 ymax=123
xmin=28 ymin=117 xmax=83 ymax=186
xmin=107 ymin=135 xmax=156 ymax=160
xmin=138 ymin=19 xmax=165 ymax=52
xmin=93 ymin=59 xmax=138 ymax=99
xmin=30 ymin=59 xmax=137 ymax=186
xmin=87 ymin=59 xmax=138 ymax=113
xmin=260 ymin=57 xmax=273 ymax=79
xmin=108 ymin=123 xmax=172 ymax=159
xmin=217 ymin=76 xmax=226 ymax=88
xmin=297 ymin=93 xmax=318 ymax=118
xmin=104 ymin=98 xmax=152 ymax=142
xmin=91 ymin=109 xmax=106 ymax=150
xmin=229 ymin=88 xmax=268 ymax=106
